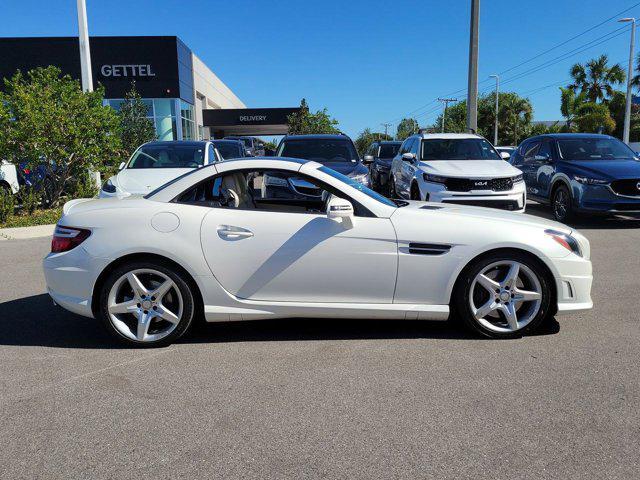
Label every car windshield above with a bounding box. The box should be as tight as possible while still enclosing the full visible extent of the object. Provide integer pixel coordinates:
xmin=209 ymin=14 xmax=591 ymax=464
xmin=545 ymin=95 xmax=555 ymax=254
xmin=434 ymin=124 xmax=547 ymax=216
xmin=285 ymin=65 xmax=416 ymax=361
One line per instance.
xmin=128 ymin=144 xmax=205 ymax=169
xmin=421 ymin=138 xmax=501 ymax=160
xmin=557 ymin=137 xmax=636 ymax=160
xmin=280 ymin=139 xmax=359 ymax=163
xmin=379 ymin=144 xmax=400 ymax=158
xmin=318 ymin=165 xmax=398 ymax=207
xmin=214 ymin=142 xmax=242 ymax=159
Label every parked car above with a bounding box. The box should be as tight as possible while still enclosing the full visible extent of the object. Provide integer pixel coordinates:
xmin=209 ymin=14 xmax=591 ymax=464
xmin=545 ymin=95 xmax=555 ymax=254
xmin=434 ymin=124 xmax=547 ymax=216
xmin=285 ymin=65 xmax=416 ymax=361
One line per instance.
xmin=223 ymin=136 xmax=265 ymax=157
xmin=99 ymin=141 xmax=221 ymax=198
xmin=276 ymin=134 xmax=370 ymax=187
xmin=509 ymin=133 xmax=640 ymax=222
xmin=211 ymin=139 xmax=247 ymax=160
xmin=0 ymin=160 xmax=20 ymax=195
xmin=495 ymin=146 xmax=516 ymax=161
xmin=389 ymin=133 xmax=526 ymax=212
xmin=364 ymin=140 xmax=402 ymax=194
xmin=44 ymin=157 xmax=592 ymax=346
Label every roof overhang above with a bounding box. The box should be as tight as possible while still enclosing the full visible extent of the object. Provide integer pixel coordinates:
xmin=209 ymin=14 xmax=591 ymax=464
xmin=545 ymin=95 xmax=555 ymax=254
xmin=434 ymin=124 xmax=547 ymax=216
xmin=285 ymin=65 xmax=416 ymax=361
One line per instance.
xmin=203 ymin=107 xmax=299 ymax=136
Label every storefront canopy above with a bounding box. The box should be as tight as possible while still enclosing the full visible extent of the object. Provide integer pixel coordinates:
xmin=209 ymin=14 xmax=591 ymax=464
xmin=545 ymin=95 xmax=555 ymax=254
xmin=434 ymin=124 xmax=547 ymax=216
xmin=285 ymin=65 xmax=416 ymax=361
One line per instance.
xmin=203 ymin=107 xmax=299 ymax=137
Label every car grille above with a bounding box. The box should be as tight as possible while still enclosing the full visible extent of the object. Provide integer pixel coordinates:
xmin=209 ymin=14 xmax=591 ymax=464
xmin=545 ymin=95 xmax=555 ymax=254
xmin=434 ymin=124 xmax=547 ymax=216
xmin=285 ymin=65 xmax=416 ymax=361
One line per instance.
xmin=442 ymin=199 xmax=520 ymax=211
xmin=610 ymin=179 xmax=640 ymax=196
xmin=444 ymin=177 xmax=513 ymax=192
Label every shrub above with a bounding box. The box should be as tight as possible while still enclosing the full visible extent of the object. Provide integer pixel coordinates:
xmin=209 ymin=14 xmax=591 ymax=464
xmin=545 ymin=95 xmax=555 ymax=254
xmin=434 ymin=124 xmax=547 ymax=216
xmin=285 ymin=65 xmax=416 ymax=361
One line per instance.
xmin=0 ymin=188 xmax=15 ymax=224
xmin=19 ymin=186 xmax=40 ymax=215
xmin=71 ymin=173 xmax=99 ymax=199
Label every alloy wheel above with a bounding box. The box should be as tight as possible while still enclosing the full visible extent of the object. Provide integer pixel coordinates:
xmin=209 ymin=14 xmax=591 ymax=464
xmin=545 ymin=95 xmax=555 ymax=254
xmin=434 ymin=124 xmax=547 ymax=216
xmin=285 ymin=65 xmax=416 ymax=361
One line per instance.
xmin=469 ymin=260 xmax=542 ymax=333
xmin=553 ymin=188 xmax=569 ymax=220
xmin=107 ymin=268 xmax=184 ymax=342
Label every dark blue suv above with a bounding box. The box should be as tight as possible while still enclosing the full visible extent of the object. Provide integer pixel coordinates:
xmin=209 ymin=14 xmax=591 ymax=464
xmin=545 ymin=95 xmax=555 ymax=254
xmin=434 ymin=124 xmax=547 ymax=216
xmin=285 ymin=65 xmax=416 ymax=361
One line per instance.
xmin=509 ymin=133 xmax=640 ymax=222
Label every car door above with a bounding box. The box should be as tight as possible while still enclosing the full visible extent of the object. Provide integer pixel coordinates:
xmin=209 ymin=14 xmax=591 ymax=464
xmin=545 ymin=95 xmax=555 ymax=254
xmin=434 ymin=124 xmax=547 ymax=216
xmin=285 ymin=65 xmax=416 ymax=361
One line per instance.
xmin=197 ymin=167 xmax=398 ymax=303
xmin=400 ymin=138 xmax=416 ymax=196
xmin=520 ymin=140 xmax=541 ymax=197
xmin=390 ymin=140 xmax=409 ymax=193
xmin=534 ymin=139 xmax=556 ymax=198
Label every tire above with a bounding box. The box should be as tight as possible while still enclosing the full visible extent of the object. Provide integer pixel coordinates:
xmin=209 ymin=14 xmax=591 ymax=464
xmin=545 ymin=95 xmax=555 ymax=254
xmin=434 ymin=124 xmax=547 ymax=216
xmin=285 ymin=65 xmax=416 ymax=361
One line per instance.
xmin=452 ymin=250 xmax=554 ymax=339
xmin=551 ymin=184 xmax=574 ymax=223
xmin=410 ymin=182 xmax=421 ymax=200
xmin=97 ymin=260 xmax=196 ymax=347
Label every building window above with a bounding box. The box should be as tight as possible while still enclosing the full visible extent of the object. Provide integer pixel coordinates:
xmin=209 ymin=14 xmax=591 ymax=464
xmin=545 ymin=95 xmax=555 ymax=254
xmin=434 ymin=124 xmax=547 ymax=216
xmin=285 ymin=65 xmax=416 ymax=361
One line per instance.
xmin=105 ymin=97 xmax=179 ymax=141
xmin=180 ymin=100 xmax=195 ymax=140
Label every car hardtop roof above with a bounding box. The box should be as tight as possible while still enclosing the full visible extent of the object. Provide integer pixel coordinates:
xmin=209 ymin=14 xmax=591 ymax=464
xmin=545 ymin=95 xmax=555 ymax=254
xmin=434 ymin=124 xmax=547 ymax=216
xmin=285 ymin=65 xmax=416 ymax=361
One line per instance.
xmin=218 ymin=156 xmax=309 ymax=165
xmin=417 ymin=133 xmax=483 ymax=140
xmin=142 ymin=140 xmax=208 ymax=147
xmin=531 ymin=133 xmax=615 ymax=140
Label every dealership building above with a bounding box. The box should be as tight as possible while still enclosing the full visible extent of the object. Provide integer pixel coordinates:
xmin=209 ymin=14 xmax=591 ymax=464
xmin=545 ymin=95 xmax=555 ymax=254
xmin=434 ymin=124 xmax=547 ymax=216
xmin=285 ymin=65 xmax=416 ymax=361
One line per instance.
xmin=0 ymin=36 xmax=298 ymax=140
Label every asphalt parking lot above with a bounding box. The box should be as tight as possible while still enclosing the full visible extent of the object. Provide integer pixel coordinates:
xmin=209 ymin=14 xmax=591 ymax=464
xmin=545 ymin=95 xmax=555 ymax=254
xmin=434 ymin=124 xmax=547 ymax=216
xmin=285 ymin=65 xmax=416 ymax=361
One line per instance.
xmin=1 ymin=203 xmax=639 ymax=479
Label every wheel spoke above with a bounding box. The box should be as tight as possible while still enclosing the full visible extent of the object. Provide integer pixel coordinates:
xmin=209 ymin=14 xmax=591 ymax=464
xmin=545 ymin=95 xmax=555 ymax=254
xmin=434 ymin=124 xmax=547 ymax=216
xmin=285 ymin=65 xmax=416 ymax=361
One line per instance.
xmin=477 ymin=274 xmax=500 ymax=293
xmin=513 ymin=288 xmax=541 ymax=302
xmin=157 ymin=305 xmax=180 ymax=325
xmin=136 ymin=310 xmax=153 ymax=341
xmin=127 ymin=272 xmax=149 ymax=298
xmin=502 ymin=262 xmax=520 ymax=290
xmin=501 ymin=303 xmax=519 ymax=330
xmin=108 ymin=299 xmax=138 ymax=315
xmin=474 ymin=299 xmax=498 ymax=320
xmin=151 ymin=279 xmax=174 ymax=302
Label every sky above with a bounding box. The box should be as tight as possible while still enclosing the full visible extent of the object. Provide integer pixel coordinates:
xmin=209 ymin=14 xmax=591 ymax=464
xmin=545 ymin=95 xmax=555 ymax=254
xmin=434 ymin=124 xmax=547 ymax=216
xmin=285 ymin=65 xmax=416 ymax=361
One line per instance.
xmin=3 ymin=0 xmax=640 ymax=138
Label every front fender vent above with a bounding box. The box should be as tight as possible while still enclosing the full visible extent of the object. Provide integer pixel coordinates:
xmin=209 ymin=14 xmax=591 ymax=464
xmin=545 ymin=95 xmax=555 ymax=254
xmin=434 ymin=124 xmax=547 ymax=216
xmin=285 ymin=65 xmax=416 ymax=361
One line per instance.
xmin=408 ymin=243 xmax=451 ymax=255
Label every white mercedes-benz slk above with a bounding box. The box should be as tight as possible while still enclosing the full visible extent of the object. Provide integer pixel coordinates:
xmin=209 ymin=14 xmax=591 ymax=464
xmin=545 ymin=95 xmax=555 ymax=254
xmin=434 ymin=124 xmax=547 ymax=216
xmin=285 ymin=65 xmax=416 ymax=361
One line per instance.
xmin=44 ymin=157 xmax=593 ymax=347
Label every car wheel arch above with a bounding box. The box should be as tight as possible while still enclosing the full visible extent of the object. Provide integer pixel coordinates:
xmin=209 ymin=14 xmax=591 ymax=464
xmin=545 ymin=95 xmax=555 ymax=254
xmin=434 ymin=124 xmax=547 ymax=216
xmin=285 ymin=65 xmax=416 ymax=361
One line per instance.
xmin=91 ymin=252 xmax=205 ymax=319
xmin=550 ymin=176 xmax=573 ymax=201
xmin=447 ymin=247 xmax=557 ymax=314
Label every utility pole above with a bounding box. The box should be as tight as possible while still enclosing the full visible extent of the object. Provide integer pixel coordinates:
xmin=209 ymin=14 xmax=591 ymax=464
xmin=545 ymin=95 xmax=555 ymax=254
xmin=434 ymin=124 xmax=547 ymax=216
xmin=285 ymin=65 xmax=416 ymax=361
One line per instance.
xmin=619 ymin=17 xmax=636 ymax=144
xmin=438 ymin=98 xmax=458 ymax=133
xmin=76 ymin=0 xmax=93 ymax=92
xmin=489 ymin=74 xmax=499 ymax=145
xmin=381 ymin=123 xmax=391 ymax=139
xmin=467 ymin=0 xmax=480 ymax=133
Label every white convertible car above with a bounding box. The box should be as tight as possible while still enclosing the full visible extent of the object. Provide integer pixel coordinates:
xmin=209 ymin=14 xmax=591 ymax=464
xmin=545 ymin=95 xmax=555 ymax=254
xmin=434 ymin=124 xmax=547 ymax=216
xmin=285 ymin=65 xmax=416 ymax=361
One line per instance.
xmin=44 ymin=157 xmax=593 ymax=346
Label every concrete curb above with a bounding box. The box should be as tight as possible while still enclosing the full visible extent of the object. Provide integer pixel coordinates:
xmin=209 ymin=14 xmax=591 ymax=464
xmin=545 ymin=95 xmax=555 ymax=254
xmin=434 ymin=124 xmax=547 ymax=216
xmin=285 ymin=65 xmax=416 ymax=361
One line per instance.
xmin=0 ymin=224 xmax=56 ymax=241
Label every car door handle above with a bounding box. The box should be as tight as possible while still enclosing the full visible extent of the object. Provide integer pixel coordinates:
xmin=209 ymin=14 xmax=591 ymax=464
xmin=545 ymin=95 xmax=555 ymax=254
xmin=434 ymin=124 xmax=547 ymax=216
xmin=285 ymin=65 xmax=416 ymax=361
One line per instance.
xmin=217 ymin=225 xmax=254 ymax=239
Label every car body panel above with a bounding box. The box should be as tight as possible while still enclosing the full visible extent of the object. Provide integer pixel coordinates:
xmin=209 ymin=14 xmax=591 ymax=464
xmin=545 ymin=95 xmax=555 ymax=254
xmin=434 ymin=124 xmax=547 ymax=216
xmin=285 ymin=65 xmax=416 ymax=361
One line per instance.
xmin=0 ymin=161 xmax=20 ymax=194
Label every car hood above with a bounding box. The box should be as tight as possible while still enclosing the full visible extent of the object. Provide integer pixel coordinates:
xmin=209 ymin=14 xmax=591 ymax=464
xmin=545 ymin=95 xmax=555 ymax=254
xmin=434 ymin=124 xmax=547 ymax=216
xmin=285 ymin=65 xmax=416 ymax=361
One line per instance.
xmin=562 ymin=158 xmax=640 ymax=179
xmin=394 ymin=201 xmax=572 ymax=233
xmin=418 ymin=160 xmax=521 ymax=178
xmin=321 ymin=161 xmax=368 ymax=177
xmin=114 ymin=168 xmax=195 ymax=194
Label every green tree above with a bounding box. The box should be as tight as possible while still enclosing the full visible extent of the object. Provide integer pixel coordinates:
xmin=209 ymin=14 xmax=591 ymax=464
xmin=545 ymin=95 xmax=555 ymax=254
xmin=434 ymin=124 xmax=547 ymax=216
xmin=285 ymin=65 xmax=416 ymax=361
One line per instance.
xmin=354 ymin=128 xmax=392 ymax=156
xmin=119 ymin=81 xmax=156 ymax=160
xmin=569 ymin=54 xmax=625 ymax=103
xmin=0 ymin=66 xmax=122 ymax=206
xmin=607 ymin=90 xmax=640 ymax=141
xmin=559 ymin=87 xmax=587 ymax=131
xmin=396 ymin=118 xmax=419 ymax=140
xmin=287 ymin=98 xmax=340 ymax=134
xmin=574 ymin=102 xmax=616 ymax=134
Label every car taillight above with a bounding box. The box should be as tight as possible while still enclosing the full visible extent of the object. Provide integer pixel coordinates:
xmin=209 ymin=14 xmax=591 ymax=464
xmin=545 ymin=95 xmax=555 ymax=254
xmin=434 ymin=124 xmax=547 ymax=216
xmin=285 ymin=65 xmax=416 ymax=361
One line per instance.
xmin=51 ymin=226 xmax=91 ymax=253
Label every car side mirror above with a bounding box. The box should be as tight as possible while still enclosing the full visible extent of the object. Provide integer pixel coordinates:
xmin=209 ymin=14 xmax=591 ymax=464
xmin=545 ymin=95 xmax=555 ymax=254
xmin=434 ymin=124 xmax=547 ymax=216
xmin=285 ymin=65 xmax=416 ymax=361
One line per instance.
xmin=363 ymin=154 xmax=374 ymax=164
xmin=118 ymin=162 xmax=126 ymax=170
xmin=327 ymin=196 xmax=354 ymax=221
xmin=402 ymin=153 xmax=415 ymax=162
xmin=534 ymin=153 xmax=550 ymax=162
xmin=500 ymin=151 xmax=511 ymax=160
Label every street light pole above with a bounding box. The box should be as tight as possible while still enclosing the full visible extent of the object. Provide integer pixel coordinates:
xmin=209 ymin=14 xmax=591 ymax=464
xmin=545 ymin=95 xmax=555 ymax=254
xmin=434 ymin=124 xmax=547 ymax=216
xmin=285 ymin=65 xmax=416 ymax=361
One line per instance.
xmin=490 ymin=74 xmax=499 ymax=145
xmin=76 ymin=0 xmax=93 ymax=92
xmin=467 ymin=0 xmax=480 ymax=133
xmin=619 ymin=17 xmax=636 ymax=144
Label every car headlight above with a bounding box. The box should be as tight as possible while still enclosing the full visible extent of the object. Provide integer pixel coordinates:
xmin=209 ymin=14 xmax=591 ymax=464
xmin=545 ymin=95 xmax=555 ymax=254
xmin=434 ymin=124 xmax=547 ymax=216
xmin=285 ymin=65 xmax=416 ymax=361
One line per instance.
xmin=264 ymin=175 xmax=289 ymax=187
xmin=101 ymin=178 xmax=117 ymax=193
xmin=574 ymin=175 xmax=609 ymax=185
xmin=545 ymin=229 xmax=583 ymax=257
xmin=512 ymin=174 xmax=524 ymax=183
xmin=423 ymin=173 xmax=447 ymax=184
xmin=349 ymin=173 xmax=369 ymax=185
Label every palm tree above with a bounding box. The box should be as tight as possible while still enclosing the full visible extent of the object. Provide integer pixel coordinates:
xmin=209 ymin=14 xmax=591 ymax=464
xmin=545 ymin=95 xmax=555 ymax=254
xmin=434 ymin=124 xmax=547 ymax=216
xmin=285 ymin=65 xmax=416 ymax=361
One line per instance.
xmin=569 ymin=54 xmax=625 ymax=102
xmin=559 ymin=87 xmax=586 ymax=130
xmin=500 ymin=94 xmax=533 ymax=145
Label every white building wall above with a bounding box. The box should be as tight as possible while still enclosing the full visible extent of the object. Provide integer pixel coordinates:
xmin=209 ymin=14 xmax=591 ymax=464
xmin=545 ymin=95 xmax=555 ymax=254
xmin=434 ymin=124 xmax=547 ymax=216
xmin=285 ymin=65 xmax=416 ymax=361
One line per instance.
xmin=192 ymin=53 xmax=245 ymax=139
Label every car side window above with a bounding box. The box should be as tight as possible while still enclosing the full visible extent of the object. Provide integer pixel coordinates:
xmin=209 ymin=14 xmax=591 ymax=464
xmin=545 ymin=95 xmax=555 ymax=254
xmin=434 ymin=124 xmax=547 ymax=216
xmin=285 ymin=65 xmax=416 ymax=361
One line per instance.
xmin=410 ymin=139 xmax=420 ymax=156
xmin=399 ymin=139 xmax=411 ymax=155
xmin=538 ymin=140 xmax=553 ymax=160
xmin=174 ymin=168 xmax=372 ymax=216
xmin=523 ymin=141 xmax=540 ymax=162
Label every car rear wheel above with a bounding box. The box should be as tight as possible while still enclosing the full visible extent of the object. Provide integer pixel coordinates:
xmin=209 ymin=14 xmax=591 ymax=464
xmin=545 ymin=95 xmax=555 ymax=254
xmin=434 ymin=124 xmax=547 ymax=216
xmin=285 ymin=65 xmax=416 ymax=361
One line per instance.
xmin=453 ymin=251 xmax=553 ymax=338
xmin=552 ymin=184 xmax=574 ymax=223
xmin=98 ymin=261 xmax=195 ymax=347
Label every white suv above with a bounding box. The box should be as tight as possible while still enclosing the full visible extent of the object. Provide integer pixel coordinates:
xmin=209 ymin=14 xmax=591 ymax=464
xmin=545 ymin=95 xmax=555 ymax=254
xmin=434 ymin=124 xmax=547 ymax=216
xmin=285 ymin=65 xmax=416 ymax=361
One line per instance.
xmin=0 ymin=160 xmax=20 ymax=195
xmin=389 ymin=133 xmax=526 ymax=212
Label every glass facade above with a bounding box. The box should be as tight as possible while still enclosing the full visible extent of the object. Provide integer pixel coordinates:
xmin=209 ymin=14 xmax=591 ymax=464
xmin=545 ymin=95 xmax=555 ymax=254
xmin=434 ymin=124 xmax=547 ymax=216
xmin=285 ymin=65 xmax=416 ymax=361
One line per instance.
xmin=105 ymin=98 xmax=186 ymax=141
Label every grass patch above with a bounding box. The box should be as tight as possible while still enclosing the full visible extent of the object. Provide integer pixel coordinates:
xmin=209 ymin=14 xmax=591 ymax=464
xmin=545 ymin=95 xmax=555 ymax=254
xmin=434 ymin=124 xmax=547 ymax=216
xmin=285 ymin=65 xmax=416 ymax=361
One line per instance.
xmin=0 ymin=208 xmax=62 ymax=229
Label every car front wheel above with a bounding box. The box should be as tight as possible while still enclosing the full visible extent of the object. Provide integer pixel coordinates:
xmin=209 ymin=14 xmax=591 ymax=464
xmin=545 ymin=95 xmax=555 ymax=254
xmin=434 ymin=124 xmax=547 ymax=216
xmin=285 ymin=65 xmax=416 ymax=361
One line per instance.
xmin=453 ymin=251 xmax=553 ymax=338
xmin=98 ymin=261 xmax=196 ymax=347
xmin=552 ymin=184 xmax=574 ymax=223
